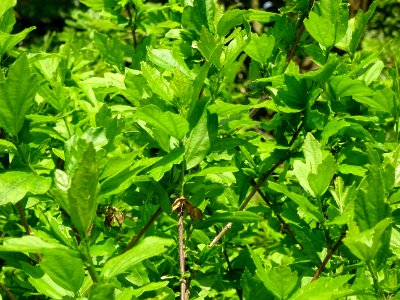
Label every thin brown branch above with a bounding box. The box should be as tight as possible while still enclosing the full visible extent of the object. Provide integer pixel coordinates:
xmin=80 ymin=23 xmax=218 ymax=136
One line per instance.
xmin=125 ymin=3 xmax=137 ymax=49
xmin=223 ymin=245 xmax=243 ymax=300
xmin=286 ymin=0 xmax=315 ymax=63
xmin=123 ymin=207 xmax=162 ymax=252
xmin=0 ymin=282 xmax=15 ymax=300
xmin=209 ymin=123 xmax=304 ymax=247
xmin=312 ymin=231 xmax=346 ymax=281
xmin=16 ymin=202 xmax=32 ymax=235
xmin=178 ymin=203 xmax=189 ymax=300
xmin=257 ymin=190 xmax=303 ymax=249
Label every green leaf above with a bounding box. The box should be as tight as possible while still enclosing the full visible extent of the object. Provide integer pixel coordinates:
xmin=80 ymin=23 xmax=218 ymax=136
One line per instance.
xmin=148 ymin=48 xmax=192 ymax=79
xmin=135 ymin=105 xmax=189 ymax=141
xmin=197 ymin=28 xmax=222 ymax=67
xmin=185 ymin=110 xmax=211 ymax=170
xmin=22 ymin=262 xmax=75 ymax=299
xmin=79 ymin=0 xmax=117 ymax=10
xmin=89 ymin=284 xmax=115 ymax=300
xmin=0 ymin=0 xmax=16 ymax=33
xmin=0 ymin=171 xmax=51 ymax=205
xmin=0 ymin=53 xmax=39 ymax=136
xmin=268 ymin=181 xmax=324 ymax=223
xmin=275 ymin=75 xmax=308 ymax=111
xmin=68 ymin=143 xmax=99 ymax=237
xmin=217 ymin=9 xmax=250 ymax=36
xmin=245 ymin=33 xmax=275 ymax=64
xmin=101 ymin=236 xmax=173 ymax=280
xmin=196 ymin=211 xmax=263 ymax=229
xmin=93 ymin=32 xmax=124 ymax=71
xmin=0 ymin=235 xmax=76 ymax=254
xmin=248 ymin=246 xmax=298 ymax=298
xmin=293 ymin=133 xmax=336 ymax=198
xmin=0 ymin=0 xmax=16 ymax=18
xmin=141 ymin=62 xmax=174 ymax=104
xmin=355 ymin=166 xmax=390 ymax=231
xmin=0 ymin=139 xmax=16 ymax=154
xmin=147 ymin=147 xmax=184 ymax=181
xmin=289 ymin=275 xmax=354 ymax=300
xmin=343 ymin=218 xmax=391 ymax=262
xmin=0 ymin=26 xmax=35 ymax=56
xmin=349 ymin=1 xmax=378 ymax=55
xmin=304 ymin=11 xmax=336 ymax=48
xmin=330 ymin=75 xmax=375 ymax=106
xmin=40 ymin=251 xmax=85 ymax=293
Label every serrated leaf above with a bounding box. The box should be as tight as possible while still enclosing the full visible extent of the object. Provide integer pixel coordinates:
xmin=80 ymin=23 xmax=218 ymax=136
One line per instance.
xmin=0 ymin=26 xmax=35 ymax=56
xmin=101 ymin=236 xmax=173 ymax=279
xmin=304 ymin=11 xmax=336 ymax=48
xmin=148 ymin=48 xmax=192 ymax=79
xmin=135 ymin=105 xmax=189 ymax=140
xmin=0 ymin=53 xmax=39 ymax=136
xmin=0 ymin=171 xmax=51 ymax=205
xmin=68 ymin=143 xmax=99 ymax=237
xmin=245 ymin=33 xmax=275 ymax=64
xmin=343 ymin=218 xmax=391 ymax=262
xmin=141 ymin=62 xmax=174 ymax=104
xmin=289 ymin=275 xmax=354 ymax=300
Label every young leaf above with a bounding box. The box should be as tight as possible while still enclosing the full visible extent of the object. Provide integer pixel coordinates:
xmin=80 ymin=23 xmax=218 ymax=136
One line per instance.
xmin=0 ymin=53 xmax=39 ymax=136
xmin=68 ymin=143 xmax=99 ymax=237
xmin=245 ymin=33 xmax=275 ymax=64
xmin=101 ymin=236 xmax=173 ymax=280
xmin=343 ymin=218 xmax=391 ymax=263
xmin=0 ymin=171 xmax=51 ymax=205
xmin=135 ymin=105 xmax=189 ymax=141
xmin=0 ymin=26 xmax=35 ymax=56
xmin=141 ymin=62 xmax=174 ymax=104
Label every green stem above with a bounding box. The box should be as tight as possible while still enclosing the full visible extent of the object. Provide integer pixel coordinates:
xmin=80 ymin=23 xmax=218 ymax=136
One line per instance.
xmin=82 ymin=239 xmax=101 ymax=284
xmin=63 ymin=116 xmax=72 ymax=138
xmin=366 ymin=261 xmax=385 ymax=299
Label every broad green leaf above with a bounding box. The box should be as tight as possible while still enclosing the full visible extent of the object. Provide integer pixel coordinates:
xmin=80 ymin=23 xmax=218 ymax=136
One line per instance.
xmin=0 ymin=0 xmax=15 ymax=18
xmin=196 ymin=211 xmax=263 ymax=229
xmin=135 ymin=105 xmax=189 ymax=140
xmin=293 ymin=133 xmax=336 ymax=198
xmin=330 ymin=177 xmax=357 ymax=215
xmin=141 ymin=62 xmax=174 ymax=104
xmin=217 ymin=9 xmax=250 ymax=36
xmin=22 ymin=262 xmax=75 ymax=299
xmin=343 ymin=218 xmax=391 ymax=262
xmin=89 ymin=284 xmax=115 ymax=300
xmin=101 ymin=236 xmax=173 ymax=280
xmin=355 ymin=166 xmax=390 ymax=231
xmin=68 ymin=143 xmax=99 ymax=237
xmin=0 ymin=0 xmax=16 ymax=33
xmin=249 ymin=252 xmax=299 ymax=300
xmin=0 ymin=235 xmax=75 ymax=254
xmin=268 ymin=181 xmax=324 ymax=223
xmin=40 ymin=251 xmax=85 ymax=293
xmin=0 ymin=26 xmax=35 ymax=56
xmin=197 ymin=28 xmax=222 ymax=67
xmin=0 ymin=53 xmax=39 ymax=136
xmin=93 ymin=32 xmax=124 ymax=71
xmin=186 ymin=166 xmax=238 ymax=179
xmin=275 ymin=75 xmax=308 ymax=111
xmin=185 ymin=110 xmax=211 ymax=170
xmin=148 ymin=48 xmax=192 ymax=79
xmin=289 ymin=275 xmax=354 ymax=300
xmin=304 ymin=11 xmax=336 ymax=48
xmin=0 ymin=171 xmax=51 ymax=205
xmin=147 ymin=148 xmax=184 ymax=181
xmin=245 ymin=33 xmax=275 ymax=64
xmin=79 ymin=0 xmax=117 ymax=10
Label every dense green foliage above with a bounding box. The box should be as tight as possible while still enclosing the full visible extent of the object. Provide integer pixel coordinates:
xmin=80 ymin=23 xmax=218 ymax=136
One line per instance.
xmin=0 ymin=0 xmax=399 ymax=299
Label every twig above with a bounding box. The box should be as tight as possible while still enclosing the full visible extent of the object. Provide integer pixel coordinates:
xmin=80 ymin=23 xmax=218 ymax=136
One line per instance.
xmin=286 ymin=0 xmax=315 ymax=63
xmin=223 ymin=245 xmax=243 ymax=300
xmin=312 ymin=231 xmax=345 ymax=281
xmin=178 ymin=202 xmax=189 ymax=300
xmin=257 ymin=190 xmax=303 ymax=249
xmin=125 ymin=2 xmax=137 ymax=49
xmin=123 ymin=207 xmax=162 ymax=252
xmin=16 ymin=202 xmax=33 ymax=236
xmin=209 ymin=123 xmax=304 ymax=247
xmin=0 ymin=282 xmax=15 ymax=300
